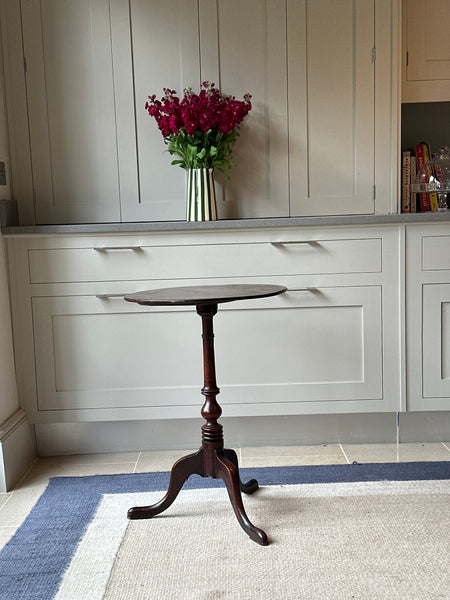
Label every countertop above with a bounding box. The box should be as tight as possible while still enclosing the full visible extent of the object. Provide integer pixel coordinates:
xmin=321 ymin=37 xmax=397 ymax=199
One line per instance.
xmin=3 ymin=211 xmax=450 ymax=235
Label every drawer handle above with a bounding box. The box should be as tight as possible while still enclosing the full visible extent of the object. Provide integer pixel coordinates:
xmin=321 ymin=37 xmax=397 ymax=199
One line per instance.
xmin=270 ymin=241 xmax=320 ymax=246
xmin=93 ymin=246 xmax=142 ymax=252
xmin=96 ymin=293 xmax=128 ymax=299
xmin=287 ymin=287 xmax=319 ymax=293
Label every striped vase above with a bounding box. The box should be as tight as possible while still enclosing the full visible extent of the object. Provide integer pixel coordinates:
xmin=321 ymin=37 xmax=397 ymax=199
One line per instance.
xmin=186 ymin=168 xmax=217 ymax=221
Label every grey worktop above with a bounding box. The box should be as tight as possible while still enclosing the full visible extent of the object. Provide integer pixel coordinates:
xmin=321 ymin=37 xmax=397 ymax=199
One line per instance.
xmin=3 ymin=211 xmax=450 ymax=236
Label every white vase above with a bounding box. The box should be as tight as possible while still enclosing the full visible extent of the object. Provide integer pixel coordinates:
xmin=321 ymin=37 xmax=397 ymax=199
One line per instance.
xmin=186 ymin=168 xmax=217 ymax=221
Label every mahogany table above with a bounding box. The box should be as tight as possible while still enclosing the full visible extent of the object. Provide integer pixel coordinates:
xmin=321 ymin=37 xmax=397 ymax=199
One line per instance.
xmin=124 ymin=283 xmax=287 ymax=545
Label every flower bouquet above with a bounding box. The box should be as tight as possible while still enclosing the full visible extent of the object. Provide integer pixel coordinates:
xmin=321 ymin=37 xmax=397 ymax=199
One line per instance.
xmin=145 ymin=82 xmax=252 ymax=220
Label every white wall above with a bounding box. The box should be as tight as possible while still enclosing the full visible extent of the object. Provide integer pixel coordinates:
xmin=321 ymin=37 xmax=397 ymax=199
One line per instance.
xmin=0 ymin=27 xmax=10 ymax=203
xmin=0 ymin=26 xmax=17 ymax=422
xmin=0 ymin=235 xmax=18 ymax=423
xmin=0 ymin=26 xmax=34 ymax=491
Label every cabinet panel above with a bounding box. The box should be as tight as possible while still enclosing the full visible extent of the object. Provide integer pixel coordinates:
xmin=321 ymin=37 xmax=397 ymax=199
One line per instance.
xmin=406 ymin=224 xmax=450 ymax=411
xmin=402 ymin=0 xmax=450 ymax=102
xmin=198 ymin=0 xmax=289 ymax=218
xmin=21 ymin=0 xmax=121 ymax=224
xmin=114 ymin=0 xmax=201 ymax=222
xmin=422 ymin=284 xmax=450 ymax=404
xmin=289 ymin=0 xmax=375 ymax=216
xmin=422 ymin=235 xmax=450 ymax=271
xmin=31 ymin=286 xmax=382 ymax=416
xmin=27 ymin=237 xmax=382 ymax=284
xmin=405 ymin=0 xmax=450 ymax=82
xmin=32 ymin=297 xmax=202 ymax=412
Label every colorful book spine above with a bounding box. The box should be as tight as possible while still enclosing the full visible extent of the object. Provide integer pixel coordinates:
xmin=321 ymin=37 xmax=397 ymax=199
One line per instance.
xmin=415 ymin=143 xmax=430 ymax=211
xmin=401 ymin=150 xmax=411 ymax=213
xmin=410 ymin=155 xmax=417 ymax=212
xmin=422 ymin=143 xmax=438 ymax=211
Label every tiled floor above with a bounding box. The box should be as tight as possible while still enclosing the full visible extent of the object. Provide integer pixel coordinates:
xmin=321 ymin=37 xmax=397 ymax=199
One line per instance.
xmin=0 ymin=442 xmax=449 ymax=551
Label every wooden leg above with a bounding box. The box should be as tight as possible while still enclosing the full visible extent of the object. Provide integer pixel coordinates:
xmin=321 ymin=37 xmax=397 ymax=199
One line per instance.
xmin=223 ymin=448 xmax=259 ymax=495
xmin=215 ymin=453 xmax=268 ymax=546
xmin=127 ymin=449 xmax=204 ymax=520
xmin=128 ymin=303 xmax=269 ymax=545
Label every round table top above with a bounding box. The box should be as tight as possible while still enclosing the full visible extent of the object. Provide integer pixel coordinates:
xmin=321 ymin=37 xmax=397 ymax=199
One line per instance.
xmin=124 ymin=284 xmax=287 ymax=306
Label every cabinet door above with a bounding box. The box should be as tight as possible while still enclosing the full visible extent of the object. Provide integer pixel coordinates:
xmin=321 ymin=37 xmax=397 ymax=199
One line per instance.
xmin=198 ymin=0 xmax=289 ymax=219
xmin=403 ymin=0 xmax=450 ymax=102
xmin=289 ymin=0 xmax=375 ymax=216
xmin=405 ymin=0 xmax=450 ymax=82
xmin=406 ymin=226 xmax=450 ymax=411
xmin=21 ymin=0 xmax=121 ymax=224
xmin=421 ymin=284 xmax=450 ymax=409
xmin=30 ymin=286 xmax=384 ymax=421
xmin=111 ymin=0 xmax=200 ymax=222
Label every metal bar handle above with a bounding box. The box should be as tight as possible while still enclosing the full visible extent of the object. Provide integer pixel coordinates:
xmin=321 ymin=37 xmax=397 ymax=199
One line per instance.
xmin=93 ymin=246 xmax=142 ymax=251
xmin=270 ymin=240 xmax=320 ymax=246
xmin=287 ymin=287 xmax=318 ymax=293
xmin=95 ymin=293 xmax=128 ymax=299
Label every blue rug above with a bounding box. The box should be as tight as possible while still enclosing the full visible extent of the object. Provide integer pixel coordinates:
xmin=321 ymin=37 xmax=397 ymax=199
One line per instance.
xmin=1 ymin=461 xmax=449 ymax=600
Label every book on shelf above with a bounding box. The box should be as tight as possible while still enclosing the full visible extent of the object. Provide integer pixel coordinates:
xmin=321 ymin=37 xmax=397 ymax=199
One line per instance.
xmin=415 ymin=143 xmax=431 ymax=211
xmin=410 ymin=155 xmax=417 ymax=212
xmin=401 ymin=150 xmax=411 ymax=213
xmin=401 ymin=141 xmax=441 ymax=213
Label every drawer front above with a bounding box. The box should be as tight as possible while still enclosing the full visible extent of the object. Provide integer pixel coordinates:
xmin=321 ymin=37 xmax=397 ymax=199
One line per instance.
xmin=31 ymin=286 xmax=382 ymax=415
xmin=27 ymin=237 xmax=382 ymax=283
xmin=422 ymin=235 xmax=450 ymax=271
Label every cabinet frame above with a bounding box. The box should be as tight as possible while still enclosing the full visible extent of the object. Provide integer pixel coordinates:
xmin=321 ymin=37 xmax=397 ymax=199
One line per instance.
xmin=402 ymin=0 xmax=450 ymax=103
xmin=6 ymin=225 xmax=402 ymax=424
xmin=0 ymin=0 xmax=401 ymax=224
xmin=406 ymin=224 xmax=450 ymax=411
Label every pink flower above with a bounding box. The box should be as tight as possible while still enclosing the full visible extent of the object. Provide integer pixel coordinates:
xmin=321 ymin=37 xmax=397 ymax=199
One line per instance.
xmin=145 ymin=82 xmax=252 ymax=171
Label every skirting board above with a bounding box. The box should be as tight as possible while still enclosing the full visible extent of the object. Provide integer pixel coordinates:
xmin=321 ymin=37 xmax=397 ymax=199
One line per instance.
xmin=34 ymin=411 xmax=450 ymax=456
xmin=0 ymin=409 xmax=35 ymax=491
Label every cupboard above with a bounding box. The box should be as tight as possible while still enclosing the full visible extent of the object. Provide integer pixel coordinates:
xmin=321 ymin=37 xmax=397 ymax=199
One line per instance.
xmin=2 ymin=0 xmax=397 ymax=224
xmin=6 ymin=225 xmax=401 ymax=424
xmin=402 ymin=0 xmax=450 ymax=103
xmin=406 ymin=224 xmax=450 ymax=410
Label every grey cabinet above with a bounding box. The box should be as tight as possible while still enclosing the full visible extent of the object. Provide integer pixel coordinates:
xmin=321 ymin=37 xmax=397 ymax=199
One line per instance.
xmin=3 ymin=0 xmax=397 ymax=224
xmin=6 ymin=226 xmax=401 ymax=424
xmin=406 ymin=224 xmax=450 ymax=411
xmin=21 ymin=0 xmax=121 ymax=224
xmin=402 ymin=0 xmax=450 ymax=103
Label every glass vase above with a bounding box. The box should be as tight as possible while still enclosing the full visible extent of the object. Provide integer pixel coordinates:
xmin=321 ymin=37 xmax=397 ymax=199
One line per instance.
xmin=186 ymin=168 xmax=217 ymax=221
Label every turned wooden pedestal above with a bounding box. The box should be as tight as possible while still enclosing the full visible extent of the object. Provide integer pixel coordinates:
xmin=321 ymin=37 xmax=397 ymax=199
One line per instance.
xmin=124 ymin=284 xmax=286 ymax=545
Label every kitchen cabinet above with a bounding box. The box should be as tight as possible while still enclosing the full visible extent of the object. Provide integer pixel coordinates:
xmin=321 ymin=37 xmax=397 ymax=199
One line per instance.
xmin=20 ymin=0 xmax=122 ymax=224
xmin=287 ymin=0 xmax=375 ymax=217
xmin=111 ymin=0 xmax=201 ymax=223
xmin=406 ymin=224 xmax=450 ymax=410
xmin=6 ymin=225 xmax=401 ymax=426
xmin=2 ymin=0 xmax=397 ymax=224
xmin=402 ymin=0 xmax=450 ymax=103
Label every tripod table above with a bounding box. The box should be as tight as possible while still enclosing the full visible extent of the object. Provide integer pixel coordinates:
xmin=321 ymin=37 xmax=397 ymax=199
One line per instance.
xmin=124 ymin=283 xmax=287 ymax=545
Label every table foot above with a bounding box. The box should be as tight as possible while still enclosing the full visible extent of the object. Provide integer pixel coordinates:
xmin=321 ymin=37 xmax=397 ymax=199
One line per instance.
xmin=127 ymin=449 xmax=203 ymax=520
xmin=216 ymin=454 xmax=268 ymax=546
xmin=127 ymin=447 xmax=268 ymax=545
xmin=223 ymin=448 xmax=259 ymax=495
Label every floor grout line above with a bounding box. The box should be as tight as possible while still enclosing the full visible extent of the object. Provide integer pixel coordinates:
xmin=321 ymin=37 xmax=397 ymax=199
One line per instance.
xmin=0 ymin=490 xmax=17 ymax=513
xmin=11 ymin=458 xmax=39 ymax=492
xmin=133 ymin=451 xmax=142 ymax=474
xmin=339 ymin=443 xmax=351 ymax=464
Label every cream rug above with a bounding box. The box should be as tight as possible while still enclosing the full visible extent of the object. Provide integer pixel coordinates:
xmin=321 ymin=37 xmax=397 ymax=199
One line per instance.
xmin=64 ymin=482 xmax=449 ymax=600
xmin=1 ymin=463 xmax=449 ymax=599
